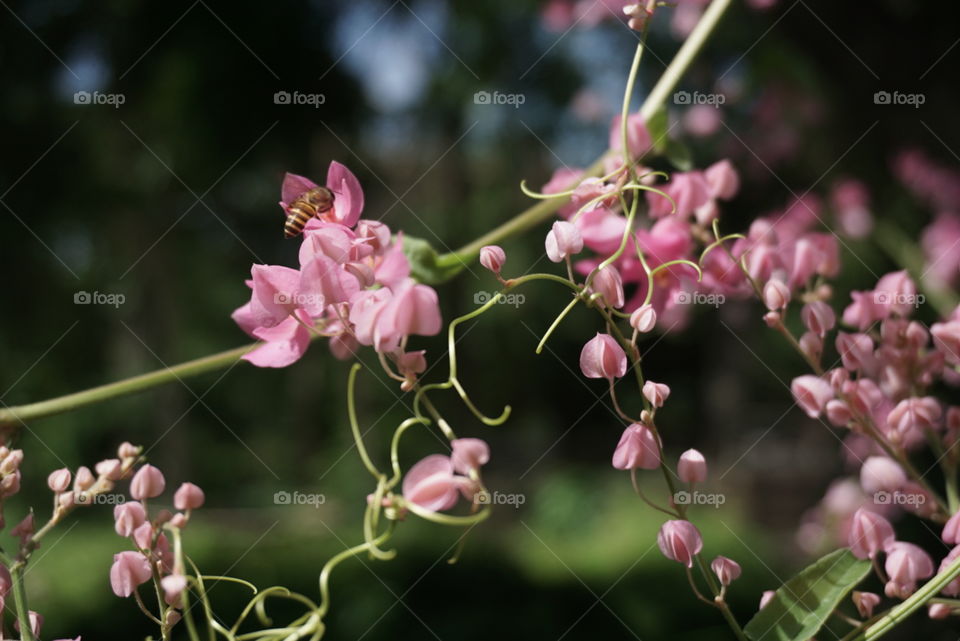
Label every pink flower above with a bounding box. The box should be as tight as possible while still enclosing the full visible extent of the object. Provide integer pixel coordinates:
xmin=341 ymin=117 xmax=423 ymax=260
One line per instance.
xmin=711 ymin=556 xmax=741 ymax=585
xmin=96 ymin=459 xmax=123 ymax=481
xmin=848 ymin=508 xmax=894 ymax=560
xmin=47 ymin=468 xmax=71 ymax=493
xmin=580 ymin=333 xmax=627 ymax=379
xmin=110 ymin=551 xmax=152 ymax=598
xmin=174 ymin=483 xmax=205 ymax=511
xmin=647 ymin=171 xmax=712 ymax=219
xmin=874 ymin=270 xmax=917 ymax=317
xmin=479 ymin=245 xmax=506 ymax=275
xmin=884 ymin=542 xmax=934 ymax=598
xmin=657 ymin=520 xmax=703 ymax=567
xmin=860 ymin=457 xmax=907 ymax=494
xmin=450 ymin=439 xmax=490 ymax=475
xmin=161 ymin=574 xmax=188 ymax=607
xmin=642 ymin=381 xmax=671 ymax=408
xmin=852 ymin=591 xmax=880 ymax=618
xmin=630 ymin=305 xmax=657 ymax=333
xmin=921 ymin=214 xmax=960 ymax=287
xmin=280 ymin=161 xmax=364 ymax=228
xmin=943 ymin=511 xmax=960 ymax=545
xmin=114 ymin=501 xmax=147 ymax=537
xmin=801 ymin=301 xmax=836 ymax=336
xmin=886 ymin=397 xmax=941 ymax=442
xmin=545 ymin=221 xmax=583 ymax=262
xmin=678 ymin=449 xmax=707 ymax=483
xmin=830 ymin=179 xmax=873 ymax=239
xmin=836 ymin=332 xmax=876 ymax=373
xmin=759 ymin=590 xmax=776 ymax=611
xmin=402 ymin=455 xmax=473 ymax=512
xmin=790 ymin=375 xmax=833 ymax=418
xmin=349 ymin=279 xmax=442 ymax=352
xmin=763 ymin=279 xmax=790 ymax=311
xmin=590 ymin=265 xmax=625 ymax=309
xmin=612 ymin=423 xmax=660 ymax=470
xmin=939 ymin=545 xmax=960 ymax=597
xmin=931 ymin=320 xmax=960 ymax=365
xmin=130 ymin=465 xmax=165 ymax=500
xmin=704 ymin=160 xmax=739 ymax=200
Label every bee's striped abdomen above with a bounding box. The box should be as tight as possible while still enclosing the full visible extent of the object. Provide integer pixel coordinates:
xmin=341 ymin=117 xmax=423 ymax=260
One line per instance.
xmin=283 ymin=187 xmax=335 ymax=238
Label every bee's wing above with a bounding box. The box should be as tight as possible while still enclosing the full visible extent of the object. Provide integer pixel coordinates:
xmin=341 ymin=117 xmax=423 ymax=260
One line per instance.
xmin=281 ymin=172 xmax=320 ymax=206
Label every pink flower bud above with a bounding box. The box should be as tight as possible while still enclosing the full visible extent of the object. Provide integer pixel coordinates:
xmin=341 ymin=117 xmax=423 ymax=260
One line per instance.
xmin=630 ymin=304 xmax=657 ymax=333
xmin=825 ymin=400 xmax=852 ymax=427
xmin=790 ymin=375 xmax=833 ymax=418
xmin=886 ymin=397 xmax=941 ymax=440
xmin=0 ymin=470 xmax=20 ymax=497
xmin=928 ymin=603 xmax=951 ymax=619
xmin=161 ymin=574 xmax=188 ymax=607
xmin=860 ymin=457 xmax=907 ymax=494
xmin=0 ymin=450 xmax=23 ymax=475
xmin=642 ymin=381 xmax=671 ymax=408
xmin=96 ymin=459 xmax=123 ymax=481
xmin=798 ymin=331 xmax=822 ymax=362
xmin=763 ymin=311 xmax=781 ymax=327
xmin=14 ymin=611 xmax=43 ymax=638
xmin=931 ymin=321 xmax=960 ymax=366
xmin=612 ymin=423 xmax=661 ymax=470
xmin=657 ymin=520 xmax=703 ymax=568
xmin=450 ymin=438 xmax=490 ymax=475
xmin=47 ymin=468 xmax=72 ymax=493
xmin=852 ymin=591 xmax=880 ymax=618
xmin=580 ymin=333 xmax=627 ymax=380
xmin=678 ymin=449 xmax=707 ymax=483
xmin=884 ymin=541 xmax=934 ymax=598
xmin=836 ymin=332 xmax=876 ymax=373
xmin=763 ymin=279 xmax=790 ymax=311
xmin=849 ymin=508 xmax=895 ymax=560
xmin=710 ymin=556 xmax=741 ymax=586
xmin=174 ymin=483 xmax=205 ymax=511
xmin=801 ymin=301 xmax=836 ymax=336
xmin=759 ymin=590 xmax=776 ymax=610
xmin=133 ymin=522 xmax=155 ymax=550
xmin=545 ymin=221 xmax=583 ymax=263
xmin=130 ymin=464 xmax=166 ymax=500
xmin=73 ymin=466 xmax=95 ymax=492
xmin=402 ymin=455 xmax=463 ymax=513
xmin=170 ymin=513 xmax=188 ymax=528
xmin=118 ymin=442 xmax=140 ymax=460
xmin=479 ymin=245 xmax=506 ymax=274
xmin=943 ymin=511 xmax=960 ymax=545
xmin=110 ymin=551 xmax=152 ymax=598
xmin=938 ymin=546 xmax=960 ymax=597
xmin=114 ymin=501 xmax=147 ymax=537
xmin=591 ymin=265 xmax=625 ymax=309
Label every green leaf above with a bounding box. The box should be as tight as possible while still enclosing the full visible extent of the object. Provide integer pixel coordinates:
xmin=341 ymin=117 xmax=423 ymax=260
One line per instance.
xmin=647 ymin=106 xmax=670 ymax=154
xmin=663 ymin=139 xmax=693 ymax=171
xmin=402 ymin=234 xmax=466 ymax=285
xmin=744 ymin=549 xmax=870 ymax=641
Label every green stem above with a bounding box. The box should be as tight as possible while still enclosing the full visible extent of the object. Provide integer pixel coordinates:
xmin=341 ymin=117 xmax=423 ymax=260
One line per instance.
xmin=9 ymin=560 xmax=37 ymax=641
xmin=849 ymin=552 xmax=960 ymax=640
xmin=435 ymin=0 xmax=733 ymax=267
xmin=0 ymin=342 xmax=260 ymax=428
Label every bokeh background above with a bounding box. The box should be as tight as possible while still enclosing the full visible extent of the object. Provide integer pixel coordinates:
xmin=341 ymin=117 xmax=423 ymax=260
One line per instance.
xmin=0 ymin=0 xmax=958 ymax=639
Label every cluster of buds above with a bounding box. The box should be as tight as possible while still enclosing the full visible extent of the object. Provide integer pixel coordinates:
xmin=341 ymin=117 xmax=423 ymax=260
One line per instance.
xmin=110 ymin=456 xmax=205 ymax=632
xmin=0 ymin=447 xmax=23 ymax=526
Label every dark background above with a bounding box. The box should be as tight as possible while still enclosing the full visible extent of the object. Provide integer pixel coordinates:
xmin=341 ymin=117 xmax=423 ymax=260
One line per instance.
xmin=0 ymin=1 xmax=957 ymax=639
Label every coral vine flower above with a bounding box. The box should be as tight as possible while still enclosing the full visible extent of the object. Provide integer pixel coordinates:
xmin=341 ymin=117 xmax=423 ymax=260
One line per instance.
xmin=580 ymin=333 xmax=627 ymax=379
xmin=657 ymin=520 xmax=703 ymax=568
xmin=279 ymin=161 xmax=365 ymax=228
xmin=402 ymin=442 xmax=489 ymax=512
xmin=612 ymin=423 xmax=660 ymax=470
xmin=110 ymin=551 xmax=152 ymax=598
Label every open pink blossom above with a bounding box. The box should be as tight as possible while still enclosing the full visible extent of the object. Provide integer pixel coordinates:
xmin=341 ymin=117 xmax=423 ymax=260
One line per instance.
xmin=402 ymin=454 xmax=475 ymax=512
xmin=280 ymin=161 xmax=364 ymax=228
xmin=545 ymin=221 xmax=583 ymax=262
xmin=791 ymin=375 xmax=833 ymax=418
xmin=884 ymin=542 xmax=934 ymax=598
xmin=711 ymin=556 xmax=741 ymax=585
xmin=612 ymin=423 xmax=660 ymax=470
xmin=657 ymin=520 xmax=703 ymax=567
xmin=450 ymin=438 xmax=490 ymax=475
xmin=646 ymin=171 xmax=712 ymax=219
xmin=110 ymin=551 xmax=152 ymax=598
xmin=848 ymin=508 xmax=894 ymax=560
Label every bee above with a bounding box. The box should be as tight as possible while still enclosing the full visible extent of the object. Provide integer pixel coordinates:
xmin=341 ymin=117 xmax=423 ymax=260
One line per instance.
xmin=284 ymin=186 xmax=335 ymax=238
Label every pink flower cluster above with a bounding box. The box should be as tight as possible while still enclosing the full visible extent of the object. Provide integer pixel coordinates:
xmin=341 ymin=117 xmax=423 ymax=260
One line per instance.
xmin=233 ymin=162 xmax=441 ymax=378
xmin=109 ymin=450 xmax=205 ymax=628
xmin=402 ymin=439 xmax=490 ymax=512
